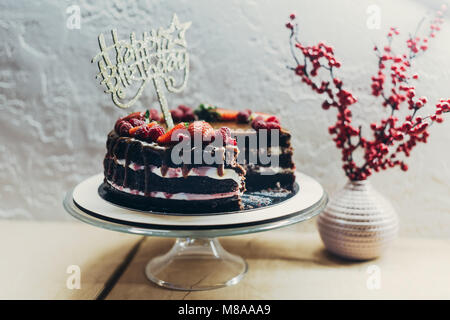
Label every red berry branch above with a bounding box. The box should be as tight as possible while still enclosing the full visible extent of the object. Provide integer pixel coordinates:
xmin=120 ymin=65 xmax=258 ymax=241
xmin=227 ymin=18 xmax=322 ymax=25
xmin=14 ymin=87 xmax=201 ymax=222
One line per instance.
xmin=286 ymin=6 xmax=449 ymax=181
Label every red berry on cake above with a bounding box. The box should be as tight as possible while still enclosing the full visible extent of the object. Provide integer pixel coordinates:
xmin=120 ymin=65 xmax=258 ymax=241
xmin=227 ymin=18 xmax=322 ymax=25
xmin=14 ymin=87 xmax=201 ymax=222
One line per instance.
xmin=237 ymin=109 xmax=252 ymax=123
xmin=148 ymin=125 xmax=165 ymax=142
xmin=265 ymin=116 xmax=280 ymax=124
xmin=129 ymin=122 xmax=157 ymax=137
xmin=170 ymin=105 xmax=197 ymax=122
xmin=157 ymin=123 xmax=189 ymax=145
xmin=170 ymin=108 xmax=184 ymax=122
xmin=250 ymin=114 xmax=281 ymax=131
xmin=214 ymin=127 xmax=235 ymax=145
xmin=182 ymin=109 xmax=196 ymax=122
xmin=129 ymin=118 xmax=145 ymax=127
xmin=221 ymin=127 xmax=237 ymax=145
xmin=266 ymin=121 xmax=281 ymax=130
xmin=135 ymin=125 xmax=152 ymax=141
xmin=178 ymin=105 xmax=191 ymax=113
xmin=149 ymin=109 xmax=161 ymax=122
xmin=218 ymin=127 xmax=232 ymax=138
xmin=252 ymin=119 xmax=268 ymax=130
xmin=118 ymin=121 xmax=133 ymax=136
xmin=251 ymin=116 xmax=265 ymax=130
xmin=115 ymin=119 xmax=125 ymax=133
xmin=178 ymin=105 xmax=197 ymax=121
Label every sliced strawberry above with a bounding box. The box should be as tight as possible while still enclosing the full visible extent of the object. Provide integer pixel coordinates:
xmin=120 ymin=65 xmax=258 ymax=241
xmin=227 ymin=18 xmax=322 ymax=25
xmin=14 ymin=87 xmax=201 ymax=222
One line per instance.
xmin=220 ymin=112 xmax=239 ymax=121
xmin=157 ymin=123 xmax=189 ymax=145
xmin=216 ymin=108 xmax=238 ymax=121
xmin=188 ymin=121 xmax=215 ymax=141
xmin=217 ymin=109 xmax=238 ymax=120
xmin=129 ymin=122 xmax=157 ymax=136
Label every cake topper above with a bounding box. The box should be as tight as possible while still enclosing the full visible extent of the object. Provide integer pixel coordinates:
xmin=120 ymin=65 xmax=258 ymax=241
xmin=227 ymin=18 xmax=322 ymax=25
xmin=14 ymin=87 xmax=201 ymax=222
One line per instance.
xmin=92 ymin=14 xmax=191 ymax=129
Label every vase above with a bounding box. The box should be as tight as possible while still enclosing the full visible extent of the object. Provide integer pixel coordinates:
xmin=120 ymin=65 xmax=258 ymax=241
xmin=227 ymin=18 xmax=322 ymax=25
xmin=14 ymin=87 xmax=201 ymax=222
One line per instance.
xmin=317 ymin=180 xmax=399 ymax=260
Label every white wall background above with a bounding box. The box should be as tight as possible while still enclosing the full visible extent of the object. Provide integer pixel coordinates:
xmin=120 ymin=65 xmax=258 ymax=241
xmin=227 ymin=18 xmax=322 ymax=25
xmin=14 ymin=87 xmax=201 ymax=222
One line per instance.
xmin=0 ymin=0 xmax=449 ymax=237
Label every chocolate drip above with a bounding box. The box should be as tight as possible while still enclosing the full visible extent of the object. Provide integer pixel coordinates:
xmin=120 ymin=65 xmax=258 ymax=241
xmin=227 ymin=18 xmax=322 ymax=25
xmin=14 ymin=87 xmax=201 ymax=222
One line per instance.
xmin=106 ymin=156 xmax=113 ymax=177
xmin=106 ymin=135 xmax=118 ymax=177
xmin=123 ymin=142 xmax=131 ymax=187
xmin=111 ymin=138 xmax=121 ymax=181
xmin=143 ymin=154 xmax=149 ymax=195
xmin=160 ymin=164 xmax=168 ymax=177
xmin=182 ymin=164 xmax=192 ymax=178
xmin=217 ymin=164 xmax=224 ymax=177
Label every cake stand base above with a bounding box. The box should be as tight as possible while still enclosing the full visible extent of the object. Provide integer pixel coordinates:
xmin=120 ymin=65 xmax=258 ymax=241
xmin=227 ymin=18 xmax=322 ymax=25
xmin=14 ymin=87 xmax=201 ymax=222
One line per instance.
xmin=65 ymin=172 xmax=327 ymax=291
xmin=145 ymin=238 xmax=247 ymax=291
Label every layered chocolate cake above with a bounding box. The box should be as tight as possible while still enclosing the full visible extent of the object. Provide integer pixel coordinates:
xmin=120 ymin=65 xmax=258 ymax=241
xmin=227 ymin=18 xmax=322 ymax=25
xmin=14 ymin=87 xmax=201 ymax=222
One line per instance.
xmin=103 ymin=105 xmax=296 ymax=213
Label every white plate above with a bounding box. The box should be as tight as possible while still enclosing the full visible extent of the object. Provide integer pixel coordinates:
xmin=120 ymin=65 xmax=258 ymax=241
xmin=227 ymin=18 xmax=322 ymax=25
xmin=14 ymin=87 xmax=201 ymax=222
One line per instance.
xmin=71 ymin=172 xmax=325 ymax=229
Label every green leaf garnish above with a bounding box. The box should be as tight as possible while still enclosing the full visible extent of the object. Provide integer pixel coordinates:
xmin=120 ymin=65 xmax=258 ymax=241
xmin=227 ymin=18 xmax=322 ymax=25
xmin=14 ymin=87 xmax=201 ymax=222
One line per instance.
xmin=194 ymin=104 xmax=221 ymax=122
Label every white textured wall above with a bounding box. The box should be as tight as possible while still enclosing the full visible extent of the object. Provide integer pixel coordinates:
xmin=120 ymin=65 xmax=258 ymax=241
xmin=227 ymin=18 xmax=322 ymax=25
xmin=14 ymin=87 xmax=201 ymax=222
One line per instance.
xmin=0 ymin=0 xmax=449 ymax=237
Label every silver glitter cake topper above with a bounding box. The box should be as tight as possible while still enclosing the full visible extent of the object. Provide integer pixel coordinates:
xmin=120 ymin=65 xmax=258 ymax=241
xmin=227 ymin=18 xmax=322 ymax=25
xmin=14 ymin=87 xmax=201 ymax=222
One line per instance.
xmin=92 ymin=14 xmax=191 ymax=128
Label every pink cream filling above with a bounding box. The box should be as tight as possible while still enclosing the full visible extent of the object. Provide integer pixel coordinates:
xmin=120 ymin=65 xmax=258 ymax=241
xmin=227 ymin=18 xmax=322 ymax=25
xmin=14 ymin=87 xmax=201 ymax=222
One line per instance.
xmin=115 ymin=159 xmax=241 ymax=183
xmin=108 ymin=180 xmax=240 ymax=201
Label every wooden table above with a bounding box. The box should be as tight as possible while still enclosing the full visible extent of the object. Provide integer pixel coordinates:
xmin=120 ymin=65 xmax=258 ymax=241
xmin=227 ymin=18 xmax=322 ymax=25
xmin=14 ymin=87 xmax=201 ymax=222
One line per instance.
xmin=1 ymin=220 xmax=449 ymax=299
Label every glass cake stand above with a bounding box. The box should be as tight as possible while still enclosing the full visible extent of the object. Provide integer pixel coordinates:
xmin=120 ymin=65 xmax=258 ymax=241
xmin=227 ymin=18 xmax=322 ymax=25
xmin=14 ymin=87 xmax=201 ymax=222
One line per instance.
xmin=63 ymin=172 xmax=327 ymax=291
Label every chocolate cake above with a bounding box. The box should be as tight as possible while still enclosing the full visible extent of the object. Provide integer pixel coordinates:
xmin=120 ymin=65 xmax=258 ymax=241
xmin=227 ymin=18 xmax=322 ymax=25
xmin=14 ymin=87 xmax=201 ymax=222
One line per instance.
xmin=103 ymin=105 xmax=296 ymax=213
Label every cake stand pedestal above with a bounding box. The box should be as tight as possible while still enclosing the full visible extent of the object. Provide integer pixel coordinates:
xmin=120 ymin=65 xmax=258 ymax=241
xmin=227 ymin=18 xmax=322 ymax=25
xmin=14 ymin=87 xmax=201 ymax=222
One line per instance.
xmin=63 ymin=172 xmax=327 ymax=291
xmin=145 ymin=238 xmax=246 ymax=290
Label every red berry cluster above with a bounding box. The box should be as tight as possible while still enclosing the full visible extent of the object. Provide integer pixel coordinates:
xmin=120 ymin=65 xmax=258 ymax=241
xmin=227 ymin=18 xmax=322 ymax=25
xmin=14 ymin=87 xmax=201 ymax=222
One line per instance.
xmin=170 ymin=105 xmax=196 ymax=122
xmin=114 ymin=110 xmax=161 ymax=136
xmin=135 ymin=124 xmax=165 ymax=142
xmin=114 ymin=111 xmax=165 ymax=142
xmin=251 ymin=115 xmax=281 ymax=130
xmin=114 ymin=112 xmax=144 ymax=136
xmin=287 ymin=7 xmax=449 ymax=181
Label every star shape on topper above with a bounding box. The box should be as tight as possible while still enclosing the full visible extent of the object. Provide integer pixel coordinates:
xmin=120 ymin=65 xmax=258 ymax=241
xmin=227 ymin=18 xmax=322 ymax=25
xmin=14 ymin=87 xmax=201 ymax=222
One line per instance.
xmin=92 ymin=14 xmax=192 ymax=129
xmin=164 ymin=14 xmax=191 ymax=48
